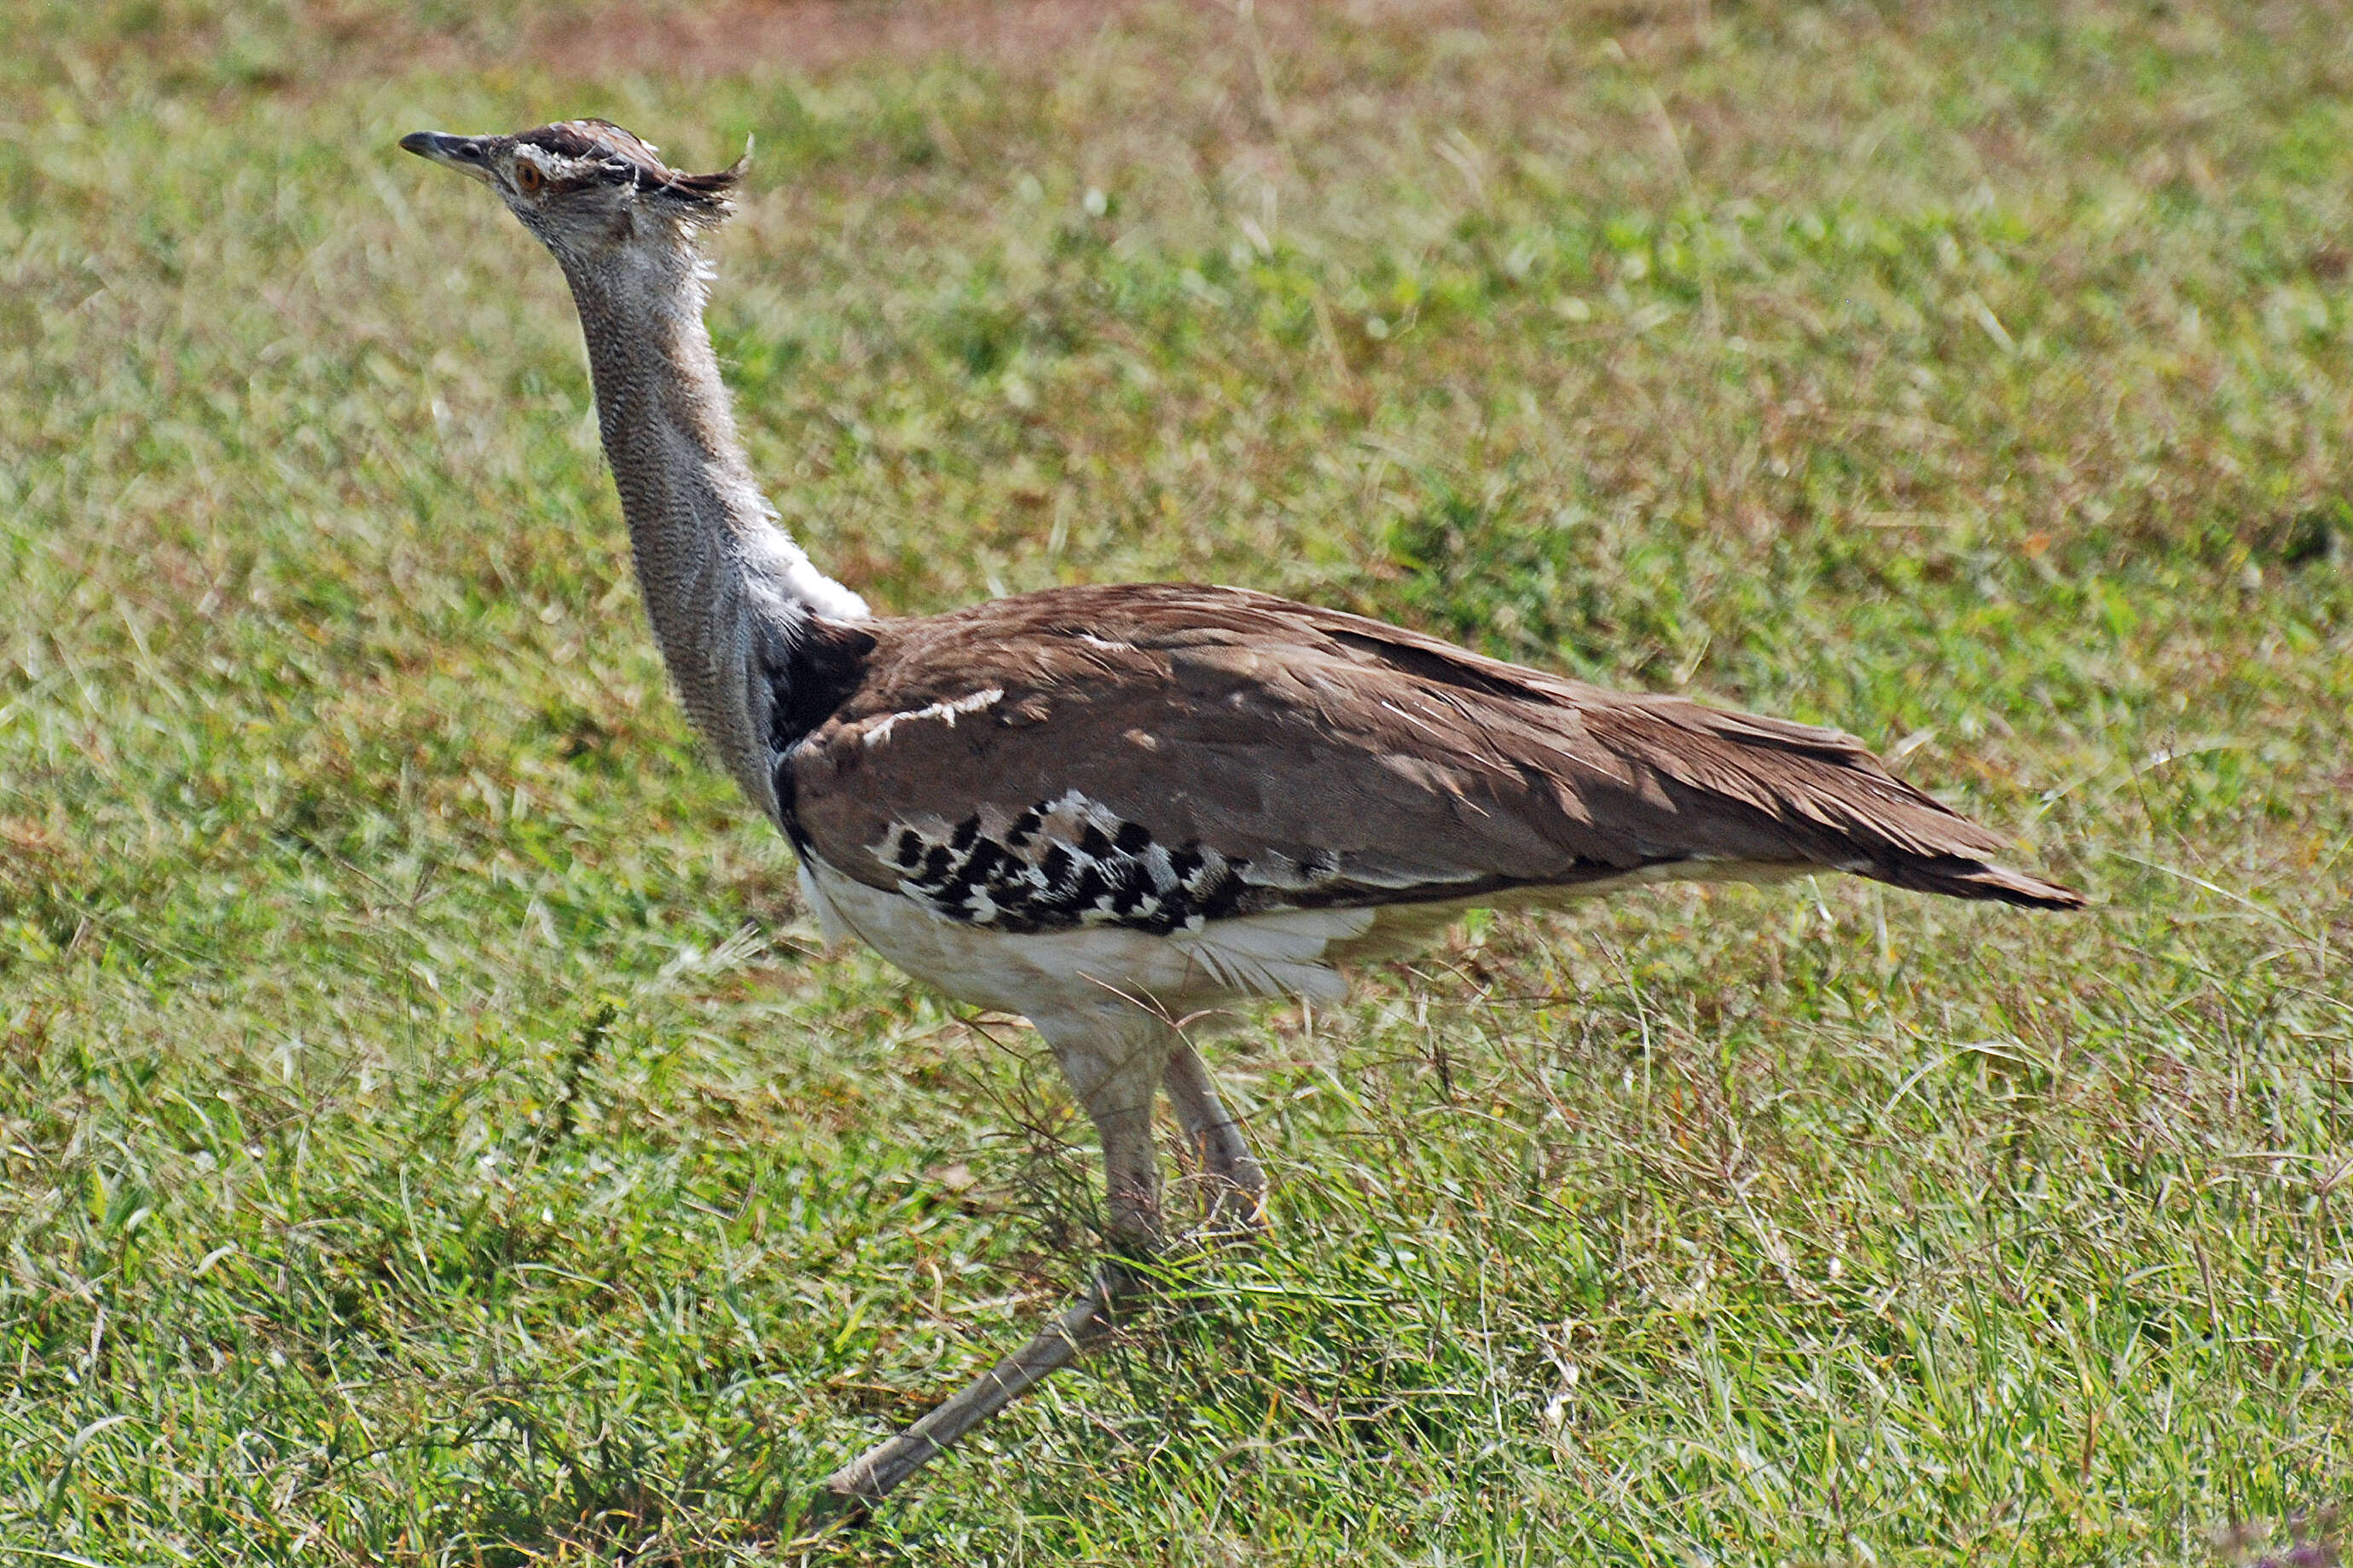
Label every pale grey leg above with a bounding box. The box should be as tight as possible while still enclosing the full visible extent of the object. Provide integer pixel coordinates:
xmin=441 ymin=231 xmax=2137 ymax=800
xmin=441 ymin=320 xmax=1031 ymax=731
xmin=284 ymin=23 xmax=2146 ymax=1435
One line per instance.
xmin=820 ymin=1013 xmax=1169 ymax=1511
xmin=815 ymin=1261 xmax=1128 ymax=1510
xmin=1163 ymin=1038 xmax=1269 ymax=1236
xmin=1040 ymin=1017 xmax=1169 ymax=1253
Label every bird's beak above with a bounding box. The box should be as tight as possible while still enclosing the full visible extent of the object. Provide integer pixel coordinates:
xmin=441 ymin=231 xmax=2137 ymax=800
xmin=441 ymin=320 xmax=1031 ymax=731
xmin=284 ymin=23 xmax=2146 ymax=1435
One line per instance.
xmin=399 ymin=130 xmax=494 ymax=183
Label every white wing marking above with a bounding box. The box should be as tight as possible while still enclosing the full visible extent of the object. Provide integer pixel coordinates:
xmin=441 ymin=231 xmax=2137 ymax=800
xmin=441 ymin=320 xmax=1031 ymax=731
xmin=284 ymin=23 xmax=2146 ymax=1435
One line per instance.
xmin=858 ymin=687 xmax=1005 ymax=749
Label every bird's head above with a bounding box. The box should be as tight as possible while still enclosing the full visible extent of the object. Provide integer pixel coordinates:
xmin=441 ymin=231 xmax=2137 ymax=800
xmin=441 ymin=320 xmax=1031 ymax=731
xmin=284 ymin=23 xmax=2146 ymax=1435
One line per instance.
xmin=399 ymin=119 xmax=742 ymax=265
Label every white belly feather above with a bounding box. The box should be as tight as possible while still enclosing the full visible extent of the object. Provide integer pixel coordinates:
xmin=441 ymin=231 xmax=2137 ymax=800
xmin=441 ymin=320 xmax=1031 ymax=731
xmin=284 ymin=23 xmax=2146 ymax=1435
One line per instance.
xmin=800 ymin=857 xmax=1369 ymax=1019
xmin=798 ymin=853 xmax=1811 ymax=1028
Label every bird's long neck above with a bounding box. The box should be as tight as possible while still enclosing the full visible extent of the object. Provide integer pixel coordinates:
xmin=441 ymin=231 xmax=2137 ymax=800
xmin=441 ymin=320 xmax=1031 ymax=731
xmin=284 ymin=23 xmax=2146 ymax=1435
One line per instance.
xmin=556 ymin=240 xmax=867 ymax=813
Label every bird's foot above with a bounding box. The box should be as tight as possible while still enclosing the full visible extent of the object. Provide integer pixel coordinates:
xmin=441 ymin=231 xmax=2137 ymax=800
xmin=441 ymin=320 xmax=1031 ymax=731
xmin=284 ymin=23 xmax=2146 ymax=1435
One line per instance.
xmin=1186 ymin=1163 xmax=1272 ymax=1246
xmin=780 ymin=1482 xmax=872 ymax=1540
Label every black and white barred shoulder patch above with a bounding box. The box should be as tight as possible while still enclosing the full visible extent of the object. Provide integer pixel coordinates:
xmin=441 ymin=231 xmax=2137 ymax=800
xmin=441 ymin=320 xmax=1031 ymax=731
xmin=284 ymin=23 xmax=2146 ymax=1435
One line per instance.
xmin=869 ymin=790 xmax=1342 ymax=934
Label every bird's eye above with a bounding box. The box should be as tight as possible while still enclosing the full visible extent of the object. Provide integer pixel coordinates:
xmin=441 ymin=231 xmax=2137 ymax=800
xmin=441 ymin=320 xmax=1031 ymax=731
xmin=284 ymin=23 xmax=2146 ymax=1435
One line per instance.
xmin=514 ymin=162 xmax=544 ymax=194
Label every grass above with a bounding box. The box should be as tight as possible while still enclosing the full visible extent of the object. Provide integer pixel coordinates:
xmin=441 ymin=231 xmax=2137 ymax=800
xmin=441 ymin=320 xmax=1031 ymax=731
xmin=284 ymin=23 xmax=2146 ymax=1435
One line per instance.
xmin=3 ymin=0 xmax=2351 ymax=1561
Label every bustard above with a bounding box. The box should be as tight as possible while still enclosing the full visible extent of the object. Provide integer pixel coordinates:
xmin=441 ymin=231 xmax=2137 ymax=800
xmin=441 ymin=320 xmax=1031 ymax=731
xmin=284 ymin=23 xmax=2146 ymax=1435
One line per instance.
xmin=401 ymin=119 xmax=2083 ymax=1507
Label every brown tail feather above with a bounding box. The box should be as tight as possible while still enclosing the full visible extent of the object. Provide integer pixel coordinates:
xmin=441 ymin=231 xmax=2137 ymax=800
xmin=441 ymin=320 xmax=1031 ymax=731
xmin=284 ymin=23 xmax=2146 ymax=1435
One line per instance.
xmin=1610 ymin=701 xmax=2085 ymax=911
xmin=1867 ymin=853 xmax=2087 ymax=911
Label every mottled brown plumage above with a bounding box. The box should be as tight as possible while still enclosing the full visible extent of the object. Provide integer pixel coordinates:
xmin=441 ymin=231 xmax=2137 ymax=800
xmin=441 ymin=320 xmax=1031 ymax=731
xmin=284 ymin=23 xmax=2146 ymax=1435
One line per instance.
xmin=402 ymin=117 xmax=2082 ymax=1513
xmin=787 ymin=582 xmax=2080 ymax=923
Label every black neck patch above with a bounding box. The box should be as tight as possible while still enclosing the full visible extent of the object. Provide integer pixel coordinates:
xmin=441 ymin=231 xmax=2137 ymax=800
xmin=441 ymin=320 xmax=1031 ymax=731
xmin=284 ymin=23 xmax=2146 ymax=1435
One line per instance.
xmin=769 ymin=619 xmax=876 ymax=755
xmin=767 ymin=618 xmax=875 ymax=851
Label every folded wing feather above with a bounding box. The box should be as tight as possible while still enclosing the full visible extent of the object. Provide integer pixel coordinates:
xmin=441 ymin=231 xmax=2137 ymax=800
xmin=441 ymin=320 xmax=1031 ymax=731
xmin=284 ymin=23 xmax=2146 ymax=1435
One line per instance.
xmin=777 ymin=582 xmax=2083 ymax=930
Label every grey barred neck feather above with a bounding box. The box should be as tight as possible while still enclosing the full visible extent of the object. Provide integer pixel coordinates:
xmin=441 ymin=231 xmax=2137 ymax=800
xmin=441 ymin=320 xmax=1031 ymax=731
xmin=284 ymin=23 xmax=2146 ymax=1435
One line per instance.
xmin=555 ymin=233 xmax=869 ymax=807
xmin=403 ymin=117 xmax=2084 ymax=1505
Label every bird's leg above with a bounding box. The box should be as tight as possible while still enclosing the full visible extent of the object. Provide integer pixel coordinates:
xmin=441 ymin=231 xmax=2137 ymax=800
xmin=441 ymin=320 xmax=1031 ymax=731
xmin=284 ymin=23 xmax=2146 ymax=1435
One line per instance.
xmin=813 ymin=1262 xmax=1124 ymax=1513
xmin=1162 ymin=1038 xmax=1269 ymax=1238
xmin=819 ymin=1019 xmax=1167 ymax=1511
xmin=1042 ymin=1021 xmax=1169 ymax=1258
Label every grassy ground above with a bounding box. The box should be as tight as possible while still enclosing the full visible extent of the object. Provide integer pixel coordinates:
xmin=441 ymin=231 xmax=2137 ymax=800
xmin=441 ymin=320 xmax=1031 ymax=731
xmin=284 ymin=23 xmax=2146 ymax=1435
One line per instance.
xmin=4 ymin=1 xmax=2352 ymax=1561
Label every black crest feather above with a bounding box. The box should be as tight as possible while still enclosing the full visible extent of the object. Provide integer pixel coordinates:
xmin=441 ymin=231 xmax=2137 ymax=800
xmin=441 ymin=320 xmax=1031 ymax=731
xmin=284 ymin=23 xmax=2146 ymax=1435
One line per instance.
xmin=519 ymin=119 xmax=745 ymax=216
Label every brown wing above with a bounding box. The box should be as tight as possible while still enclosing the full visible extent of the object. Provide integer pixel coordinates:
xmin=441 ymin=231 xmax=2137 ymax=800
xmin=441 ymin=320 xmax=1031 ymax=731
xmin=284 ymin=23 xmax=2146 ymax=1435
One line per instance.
xmin=780 ymin=583 xmax=2082 ymax=934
